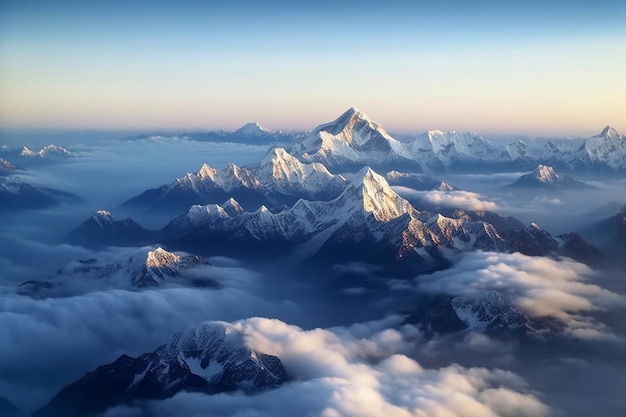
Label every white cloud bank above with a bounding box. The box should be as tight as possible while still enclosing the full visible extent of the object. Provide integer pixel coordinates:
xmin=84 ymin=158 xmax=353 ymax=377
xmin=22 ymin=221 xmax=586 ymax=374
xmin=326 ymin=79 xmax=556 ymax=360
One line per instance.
xmin=104 ymin=317 xmax=549 ymax=417
xmin=417 ymin=252 xmax=626 ymax=340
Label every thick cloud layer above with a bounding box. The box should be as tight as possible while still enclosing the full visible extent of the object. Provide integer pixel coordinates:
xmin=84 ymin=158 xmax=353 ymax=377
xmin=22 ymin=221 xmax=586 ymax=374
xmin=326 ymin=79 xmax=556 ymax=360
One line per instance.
xmin=0 ymin=266 xmax=302 ymax=411
xmin=102 ymin=317 xmax=549 ymax=417
xmin=393 ymin=186 xmax=499 ymax=211
xmin=417 ymin=252 xmax=626 ymax=340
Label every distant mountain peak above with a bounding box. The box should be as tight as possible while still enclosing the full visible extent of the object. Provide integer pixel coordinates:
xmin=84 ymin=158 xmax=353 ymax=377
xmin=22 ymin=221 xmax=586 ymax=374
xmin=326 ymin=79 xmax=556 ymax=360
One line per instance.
xmin=599 ymin=125 xmax=620 ymax=139
xmin=532 ymin=165 xmax=560 ymax=182
xmin=314 ymin=107 xmax=384 ymax=137
xmin=145 ymin=247 xmax=179 ymax=268
xmin=235 ymin=122 xmax=271 ymax=136
xmin=92 ymin=210 xmax=114 ymax=226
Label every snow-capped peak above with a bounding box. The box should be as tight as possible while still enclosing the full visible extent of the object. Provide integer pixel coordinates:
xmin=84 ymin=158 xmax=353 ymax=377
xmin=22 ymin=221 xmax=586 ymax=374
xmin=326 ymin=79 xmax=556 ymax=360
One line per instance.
xmin=235 ymin=122 xmax=271 ymax=136
xmin=222 ymin=197 xmax=243 ymax=214
xmin=197 ymin=163 xmax=217 ymax=180
xmin=259 ymin=147 xmax=296 ymax=167
xmin=598 ymin=125 xmax=620 ymax=139
xmin=532 ymin=165 xmax=560 ymax=183
xmin=314 ymin=107 xmax=388 ymax=139
xmin=91 ymin=210 xmax=114 ymax=226
xmin=346 ymin=167 xmax=414 ymax=221
xmin=145 ymin=247 xmax=180 ymax=268
xmin=255 ymin=147 xmax=344 ymax=195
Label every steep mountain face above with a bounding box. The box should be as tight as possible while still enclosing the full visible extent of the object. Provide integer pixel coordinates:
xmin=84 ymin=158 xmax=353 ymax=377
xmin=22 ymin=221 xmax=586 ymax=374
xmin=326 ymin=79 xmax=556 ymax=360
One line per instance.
xmin=32 ymin=322 xmax=287 ymax=417
xmin=507 ymin=165 xmax=593 ymax=189
xmin=0 ymin=157 xmax=17 ymax=176
xmin=584 ymin=126 xmax=626 ymax=170
xmin=122 ymin=148 xmax=347 ymax=214
xmin=404 ymin=291 xmax=530 ymax=334
xmin=291 ymin=108 xmax=415 ymax=170
xmin=163 ymin=167 xmax=508 ymax=267
xmin=386 ymin=170 xmax=460 ymax=191
xmin=0 ymin=176 xmax=60 ymax=211
xmin=255 ymin=148 xmax=347 ymax=197
xmin=582 ymin=206 xmax=626 ymax=256
xmin=67 ymin=210 xmax=154 ymax=248
xmin=410 ymin=130 xmax=507 ymax=171
xmin=450 ymin=291 xmax=529 ymax=331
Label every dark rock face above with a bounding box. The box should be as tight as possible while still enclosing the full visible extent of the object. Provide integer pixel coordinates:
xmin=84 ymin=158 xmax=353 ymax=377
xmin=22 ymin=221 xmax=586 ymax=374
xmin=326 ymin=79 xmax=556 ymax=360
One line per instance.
xmin=67 ymin=211 xmax=155 ymax=248
xmin=404 ymin=292 xmax=530 ymax=335
xmin=33 ymin=322 xmax=288 ymax=417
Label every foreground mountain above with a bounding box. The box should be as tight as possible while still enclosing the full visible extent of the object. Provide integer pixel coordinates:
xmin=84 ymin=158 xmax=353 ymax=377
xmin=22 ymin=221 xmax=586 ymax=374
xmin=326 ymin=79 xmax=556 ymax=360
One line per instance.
xmin=32 ymin=322 xmax=287 ymax=417
xmin=287 ymin=108 xmax=626 ymax=173
xmin=67 ymin=210 xmax=155 ymax=248
xmin=121 ymin=147 xmax=346 ymax=214
xmin=506 ymin=165 xmax=593 ymax=190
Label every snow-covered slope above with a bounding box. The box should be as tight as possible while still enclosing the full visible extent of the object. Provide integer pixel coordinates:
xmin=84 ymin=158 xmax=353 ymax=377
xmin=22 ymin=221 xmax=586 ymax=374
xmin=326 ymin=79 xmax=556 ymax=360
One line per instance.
xmin=0 ymin=144 xmax=75 ymax=162
xmin=235 ymin=122 xmax=272 ymax=137
xmin=32 ymin=321 xmax=287 ymax=417
xmin=122 ymin=148 xmax=347 ymax=214
xmin=18 ymin=246 xmax=215 ymax=298
xmin=256 ymin=147 xmax=347 ymax=196
xmin=451 ymin=291 xmax=529 ymax=330
xmin=287 ymin=108 xmax=626 ymax=173
xmin=386 ymin=170 xmax=460 ymax=191
xmin=507 ymin=165 xmax=593 ymax=189
xmin=0 ymin=158 xmax=16 ymax=176
xmin=410 ymin=130 xmax=506 ymax=171
xmin=58 ymin=246 xmax=208 ymax=288
xmin=291 ymin=107 xmax=414 ymax=169
xmin=163 ymin=167 xmax=508 ymax=265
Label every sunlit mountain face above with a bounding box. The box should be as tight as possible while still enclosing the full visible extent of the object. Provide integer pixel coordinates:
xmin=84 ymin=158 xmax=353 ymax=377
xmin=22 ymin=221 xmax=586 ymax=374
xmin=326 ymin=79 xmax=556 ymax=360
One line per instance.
xmin=0 ymin=107 xmax=625 ymax=417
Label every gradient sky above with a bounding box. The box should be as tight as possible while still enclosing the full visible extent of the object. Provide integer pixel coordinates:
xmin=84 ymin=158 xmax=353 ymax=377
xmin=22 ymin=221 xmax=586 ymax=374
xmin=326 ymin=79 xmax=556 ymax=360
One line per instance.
xmin=0 ymin=0 xmax=625 ymax=136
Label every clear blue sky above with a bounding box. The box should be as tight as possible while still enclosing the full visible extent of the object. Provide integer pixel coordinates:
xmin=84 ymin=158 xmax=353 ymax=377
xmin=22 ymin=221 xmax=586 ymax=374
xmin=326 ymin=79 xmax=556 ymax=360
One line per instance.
xmin=1 ymin=0 xmax=625 ymax=136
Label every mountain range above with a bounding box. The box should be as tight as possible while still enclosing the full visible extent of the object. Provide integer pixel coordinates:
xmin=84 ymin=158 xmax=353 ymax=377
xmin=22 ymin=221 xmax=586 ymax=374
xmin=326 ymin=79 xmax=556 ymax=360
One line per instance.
xmin=0 ymin=144 xmax=75 ymax=166
xmin=129 ymin=122 xmax=304 ymax=145
xmin=121 ymin=147 xmax=347 ymax=215
xmin=69 ymin=165 xmax=604 ymax=271
xmin=288 ymin=108 xmax=626 ymax=173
